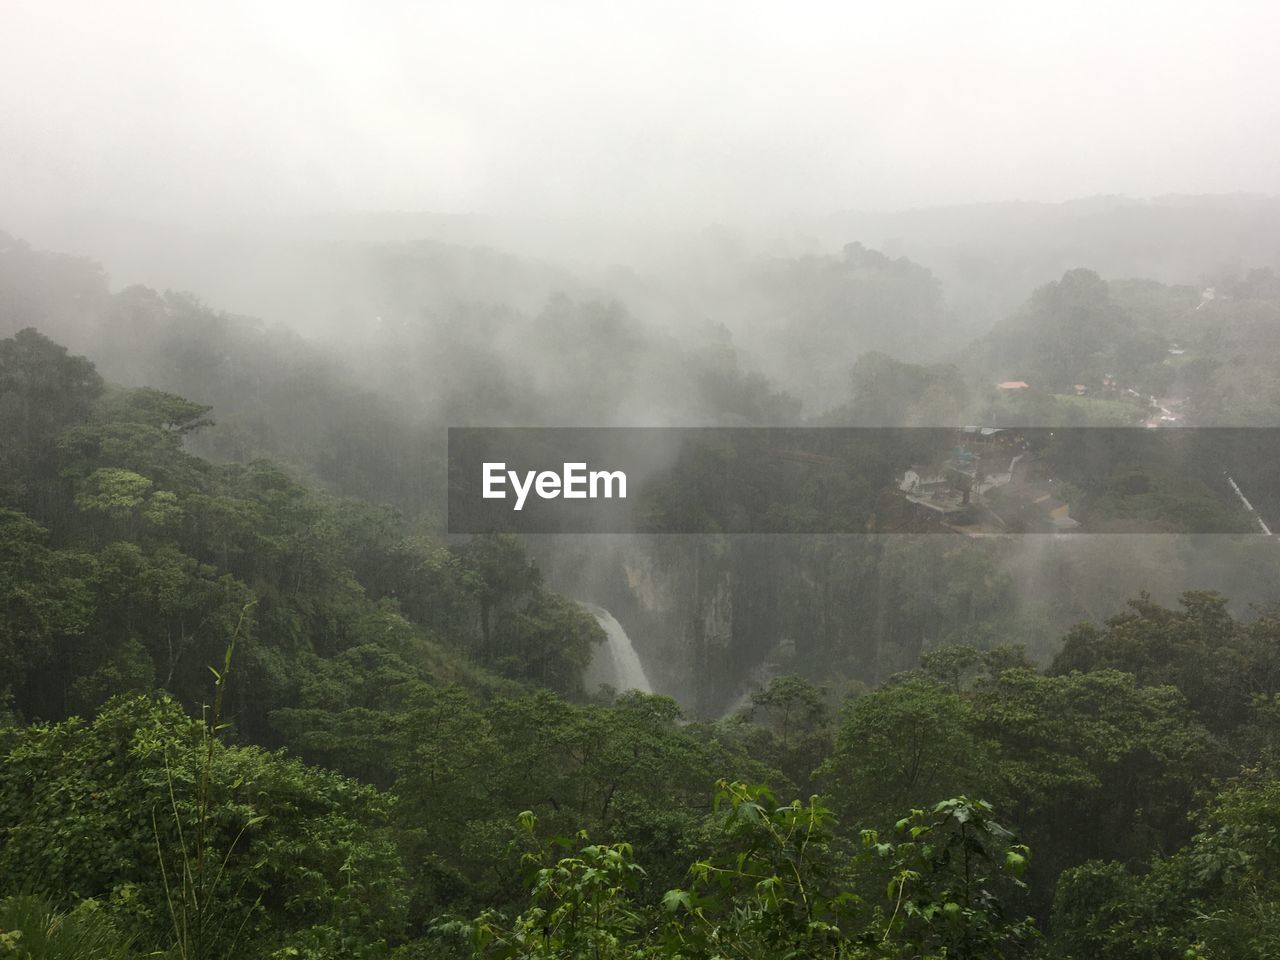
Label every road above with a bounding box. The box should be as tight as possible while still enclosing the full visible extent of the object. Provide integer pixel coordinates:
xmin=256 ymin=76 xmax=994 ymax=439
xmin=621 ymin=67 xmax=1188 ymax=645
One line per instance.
xmin=1226 ymin=474 xmax=1274 ymax=536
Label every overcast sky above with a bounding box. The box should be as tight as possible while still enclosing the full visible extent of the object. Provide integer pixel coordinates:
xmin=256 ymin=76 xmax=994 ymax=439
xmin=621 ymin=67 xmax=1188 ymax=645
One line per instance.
xmin=2 ymin=0 xmax=1277 ymax=227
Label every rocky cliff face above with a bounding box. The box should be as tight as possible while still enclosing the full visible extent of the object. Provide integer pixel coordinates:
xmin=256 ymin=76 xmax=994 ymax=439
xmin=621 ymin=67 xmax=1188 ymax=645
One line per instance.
xmin=547 ymin=531 xmax=1055 ymax=716
xmin=548 ymin=535 xmax=828 ymax=715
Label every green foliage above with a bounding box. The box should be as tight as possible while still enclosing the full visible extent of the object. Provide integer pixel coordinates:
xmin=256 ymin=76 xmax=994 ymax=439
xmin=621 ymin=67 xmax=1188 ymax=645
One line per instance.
xmin=751 ymin=675 xmax=830 ymax=746
xmin=0 ymin=695 xmax=407 ymax=959
xmin=73 ymin=468 xmax=153 ymax=522
xmin=446 ymin=786 xmax=1039 ymax=960
xmin=0 ymin=895 xmax=135 ymax=960
xmin=862 ymin=797 xmax=1038 ymax=959
xmin=1049 ymin=776 xmax=1280 ymax=958
xmin=974 ymin=666 xmax=1214 ymax=912
xmin=975 ymin=268 xmax=1160 ymax=393
xmin=820 ymin=679 xmax=999 ymax=826
xmin=1051 ymin=591 xmax=1280 ymax=735
xmin=661 ymin=780 xmax=860 ymax=959
xmin=918 ymin=644 xmax=1032 ymax=692
xmin=5 ymin=316 xmax=1280 ymax=958
xmin=830 ymin=351 xmax=970 ymax=426
xmin=392 ymin=687 xmax=730 ymax=916
xmin=0 ymin=329 xmax=596 ymax=744
xmin=0 ymin=509 xmax=94 ymax=709
xmin=154 ymin=608 xmax=258 ymax=960
xmin=443 ymin=813 xmax=646 ymax=960
xmin=96 ymin=387 xmax=212 ymax=435
xmin=492 ymin=592 xmax=604 ymax=697
xmin=0 ymin=328 xmax=103 ymax=506
xmin=737 ymin=675 xmax=834 ymax=794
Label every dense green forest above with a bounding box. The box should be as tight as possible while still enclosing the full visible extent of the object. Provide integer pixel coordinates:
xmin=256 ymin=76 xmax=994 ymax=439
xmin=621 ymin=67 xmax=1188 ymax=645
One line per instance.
xmin=7 ymin=1 xmax=1280 ymax=953
xmin=4 ymin=213 xmax=1280 ymax=957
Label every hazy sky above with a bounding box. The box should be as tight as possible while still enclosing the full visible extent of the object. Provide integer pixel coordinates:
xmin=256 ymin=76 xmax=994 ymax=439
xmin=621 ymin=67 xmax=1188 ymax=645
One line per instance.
xmin=2 ymin=0 xmax=1277 ymax=226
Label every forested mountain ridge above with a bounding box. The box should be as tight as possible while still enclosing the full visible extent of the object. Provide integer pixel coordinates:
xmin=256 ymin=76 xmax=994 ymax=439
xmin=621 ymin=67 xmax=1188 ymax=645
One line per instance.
xmin=18 ymin=193 xmax=1280 ymax=368
xmin=0 ymin=326 xmax=621 ymax=729
xmin=2 ymin=221 xmax=1280 ymax=957
xmin=4 ymin=308 xmax=1280 ymax=953
xmin=4 ymin=0 xmax=1280 ymax=950
xmin=6 ymin=215 xmax=1280 ymax=956
xmin=6 ymin=227 xmax=1280 ymax=702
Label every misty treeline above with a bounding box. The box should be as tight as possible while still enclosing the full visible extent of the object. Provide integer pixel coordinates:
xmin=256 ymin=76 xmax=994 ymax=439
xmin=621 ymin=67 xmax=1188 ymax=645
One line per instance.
xmin=2 ymin=199 xmax=1280 ymax=959
xmin=6 ymin=210 xmax=1280 ymax=701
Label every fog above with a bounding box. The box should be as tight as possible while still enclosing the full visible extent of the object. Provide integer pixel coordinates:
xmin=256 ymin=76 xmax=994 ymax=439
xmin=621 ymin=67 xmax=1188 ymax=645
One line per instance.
xmin=9 ymin=5 xmax=1280 ymax=948
xmin=3 ymin=0 xmax=1279 ymax=230
xmin=4 ymin=1 xmax=1280 ymax=713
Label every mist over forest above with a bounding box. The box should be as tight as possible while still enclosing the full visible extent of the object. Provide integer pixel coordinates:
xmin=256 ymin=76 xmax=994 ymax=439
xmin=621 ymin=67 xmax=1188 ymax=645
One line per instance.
xmin=4 ymin=2 xmax=1280 ymax=958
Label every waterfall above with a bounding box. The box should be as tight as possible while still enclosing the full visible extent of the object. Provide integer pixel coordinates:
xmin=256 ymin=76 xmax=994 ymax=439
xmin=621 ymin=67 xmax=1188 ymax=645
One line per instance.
xmin=583 ymin=605 xmax=653 ymax=694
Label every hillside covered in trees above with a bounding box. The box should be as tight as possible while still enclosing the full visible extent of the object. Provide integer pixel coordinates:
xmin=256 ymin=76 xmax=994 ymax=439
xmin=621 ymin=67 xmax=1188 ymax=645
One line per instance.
xmin=4 ymin=211 xmax=1280 ymax=956
xmin=7 ymin=1 xmax=1280 ymax=954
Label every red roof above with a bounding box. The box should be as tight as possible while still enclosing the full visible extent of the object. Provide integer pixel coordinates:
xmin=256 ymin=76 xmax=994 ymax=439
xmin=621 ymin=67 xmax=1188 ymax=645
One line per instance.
xmin=997 ymin=381 xmax=1029 ymax=390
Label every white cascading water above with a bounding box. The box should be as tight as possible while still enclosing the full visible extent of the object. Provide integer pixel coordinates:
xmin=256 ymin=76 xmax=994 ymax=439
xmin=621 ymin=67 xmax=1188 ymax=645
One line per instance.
xmin=583 ymin=604 xmax=653 ymax=694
